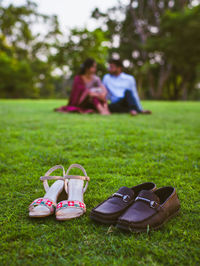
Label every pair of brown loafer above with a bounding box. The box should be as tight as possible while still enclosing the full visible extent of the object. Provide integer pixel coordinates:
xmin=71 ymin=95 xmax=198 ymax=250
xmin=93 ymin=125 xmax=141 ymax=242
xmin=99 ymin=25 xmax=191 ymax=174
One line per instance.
xmin=90 ymin=182 xmax=180 ymax=232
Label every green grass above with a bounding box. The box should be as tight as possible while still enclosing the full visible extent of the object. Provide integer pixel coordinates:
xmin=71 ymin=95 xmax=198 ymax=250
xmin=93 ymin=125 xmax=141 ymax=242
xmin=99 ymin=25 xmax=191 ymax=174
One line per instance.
xmin=0 ymin=100 xmax=200 ymax=265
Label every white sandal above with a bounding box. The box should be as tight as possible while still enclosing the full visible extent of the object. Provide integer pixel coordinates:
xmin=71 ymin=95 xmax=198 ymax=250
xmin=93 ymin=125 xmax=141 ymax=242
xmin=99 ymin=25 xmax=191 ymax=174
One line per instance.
xmin=56 ymin=164 xmax=90 ymax=220
xmin=29 ymin=165 xmax=65 ymax=218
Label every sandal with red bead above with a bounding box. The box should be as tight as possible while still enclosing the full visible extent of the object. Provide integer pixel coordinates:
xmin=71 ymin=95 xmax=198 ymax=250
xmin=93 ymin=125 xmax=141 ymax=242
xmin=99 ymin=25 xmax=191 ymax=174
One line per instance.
xmin=56 ymin=164 xmax=90 ymax=220
xmin=29 ymin=165 xmax=65 ymax=218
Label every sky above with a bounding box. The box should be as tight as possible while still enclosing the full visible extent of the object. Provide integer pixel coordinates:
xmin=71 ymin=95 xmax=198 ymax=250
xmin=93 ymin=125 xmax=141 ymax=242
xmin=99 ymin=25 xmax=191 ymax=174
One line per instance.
xmin=2 ymin=0 xmax=122 ymax=31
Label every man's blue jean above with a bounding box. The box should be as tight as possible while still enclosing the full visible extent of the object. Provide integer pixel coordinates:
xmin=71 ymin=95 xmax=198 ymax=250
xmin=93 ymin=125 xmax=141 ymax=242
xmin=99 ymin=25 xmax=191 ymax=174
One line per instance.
xmin=108 ymin=90 xmax=143 ymax=113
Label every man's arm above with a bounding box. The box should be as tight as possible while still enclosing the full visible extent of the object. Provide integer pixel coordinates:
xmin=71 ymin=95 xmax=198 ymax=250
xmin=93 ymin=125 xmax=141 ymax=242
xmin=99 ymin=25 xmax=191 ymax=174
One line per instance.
xmin=130 ymin=77 xmax=143 ymax=112
xmin=102 ymin=75 xmax=107 ymax=88
xmin=102 ymin=75 xmax=110 ymax=100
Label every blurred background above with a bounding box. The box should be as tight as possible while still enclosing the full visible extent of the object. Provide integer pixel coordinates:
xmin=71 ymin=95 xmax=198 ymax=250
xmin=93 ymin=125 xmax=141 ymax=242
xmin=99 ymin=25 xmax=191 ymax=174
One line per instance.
xmin=0 ymin=0 xmax=200 ymax=100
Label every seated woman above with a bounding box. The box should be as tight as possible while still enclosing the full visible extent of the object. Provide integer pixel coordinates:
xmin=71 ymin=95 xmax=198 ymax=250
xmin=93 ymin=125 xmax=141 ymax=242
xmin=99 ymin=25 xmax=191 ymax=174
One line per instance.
xmin=55 ymin=58 xmax=110 ymax=115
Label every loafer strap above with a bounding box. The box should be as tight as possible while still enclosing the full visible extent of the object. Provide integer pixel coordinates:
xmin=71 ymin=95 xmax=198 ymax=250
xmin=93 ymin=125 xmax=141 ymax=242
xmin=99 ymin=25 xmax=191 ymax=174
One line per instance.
xmin=135 ymin=196 xmax=160 ymax=209
xmin=112 ymin=193 xmax=131 ymax=203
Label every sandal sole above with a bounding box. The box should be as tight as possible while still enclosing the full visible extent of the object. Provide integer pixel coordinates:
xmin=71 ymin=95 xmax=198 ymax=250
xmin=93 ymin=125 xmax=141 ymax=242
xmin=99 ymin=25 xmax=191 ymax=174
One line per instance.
xmin=29 ymin=213 xmax=52 ymax=218
xmin=56 ymin=210 xmax=86 ymax=221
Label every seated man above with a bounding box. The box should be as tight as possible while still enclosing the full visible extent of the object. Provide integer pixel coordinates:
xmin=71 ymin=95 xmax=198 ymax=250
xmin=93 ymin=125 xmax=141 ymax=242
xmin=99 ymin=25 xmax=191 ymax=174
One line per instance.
xmin=103 ymin=59 xmax=151 ymax=116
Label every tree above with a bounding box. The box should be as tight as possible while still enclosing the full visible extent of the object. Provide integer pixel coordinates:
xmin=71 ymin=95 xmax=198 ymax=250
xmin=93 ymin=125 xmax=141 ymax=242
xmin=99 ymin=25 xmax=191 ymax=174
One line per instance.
xmin=0 ymin=51 xmax=37 ymax=98
xmin=91 ymin=0 xmax=200 ymax=100
xmin=146 ymin=5 xmax=200 ymax=99
xmin=52 ymin=28 xmax=109 ymax=77
xmin=0 ymin=0 xmax=62 ymax=98
xmin=1 ymin=0 xmax=199 ymax=99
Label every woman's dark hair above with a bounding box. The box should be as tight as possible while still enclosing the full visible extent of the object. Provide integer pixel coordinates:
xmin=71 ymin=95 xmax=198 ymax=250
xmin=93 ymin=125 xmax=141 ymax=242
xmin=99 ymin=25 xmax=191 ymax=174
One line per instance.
xmin=79 ymin=58 xmax=96 ymax=75
xmin=109 ymin=58 xmax=123 ymax=68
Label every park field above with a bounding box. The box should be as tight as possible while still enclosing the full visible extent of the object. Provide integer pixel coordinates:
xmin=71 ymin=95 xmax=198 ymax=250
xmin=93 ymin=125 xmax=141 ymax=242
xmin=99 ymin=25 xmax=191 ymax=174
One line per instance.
xmin=0 ymin=100 xmax=200 ymax=265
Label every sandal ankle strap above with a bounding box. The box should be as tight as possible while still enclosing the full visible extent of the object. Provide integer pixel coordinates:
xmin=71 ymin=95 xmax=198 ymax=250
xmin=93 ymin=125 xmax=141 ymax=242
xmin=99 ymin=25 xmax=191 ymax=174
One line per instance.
xmin=66 ymin=164 xmax=87 ymax=176
xmin=65 ymin=164 xmax=90 ymax=193
xmin=65 ymin=175 xmax=90 ymax=181
xmin=40 ymin=165 xmax=65 ymax=192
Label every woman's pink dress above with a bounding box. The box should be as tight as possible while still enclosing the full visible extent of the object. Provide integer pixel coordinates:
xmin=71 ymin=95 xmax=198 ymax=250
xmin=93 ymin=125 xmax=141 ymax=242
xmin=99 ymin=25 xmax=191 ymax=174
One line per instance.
xmin=55 ymin=75 xmax=102 ymax=113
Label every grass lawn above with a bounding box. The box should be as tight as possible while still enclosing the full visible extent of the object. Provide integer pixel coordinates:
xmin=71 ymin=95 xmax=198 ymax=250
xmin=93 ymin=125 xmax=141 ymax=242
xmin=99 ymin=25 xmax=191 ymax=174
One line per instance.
xmin=0 ymin=100 xmax=200 ymax=265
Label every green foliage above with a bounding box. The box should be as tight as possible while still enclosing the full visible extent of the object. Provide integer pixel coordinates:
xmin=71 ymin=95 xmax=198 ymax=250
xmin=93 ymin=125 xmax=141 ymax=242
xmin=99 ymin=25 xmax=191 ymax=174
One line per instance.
xmin=0 ymin=52 xmax=37 ymax=98
xmin=0 ymin=0 xmax=200 ymax=99
xmin=158 ymin=5 xmax=200 ymax=67
xmin=0 ymin=100 xmax=200 ymax=264
xmin=92 ymin=0 xmax=200 ymax=100
xmin=0 ymin=0 xmax=109 ymax=98
xmin=146 ymin=5 xmax=200 ymax=99
xmin=53 ymin=28 xmax=109 ymax=77
xmin=0 ymin=0 xmax=62 ymax=98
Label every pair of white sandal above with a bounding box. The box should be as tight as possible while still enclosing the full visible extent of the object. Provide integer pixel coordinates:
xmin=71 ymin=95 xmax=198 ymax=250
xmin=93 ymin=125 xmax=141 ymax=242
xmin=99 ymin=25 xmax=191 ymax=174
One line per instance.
xmin=29 ymin=164 xmax=90 ymax=220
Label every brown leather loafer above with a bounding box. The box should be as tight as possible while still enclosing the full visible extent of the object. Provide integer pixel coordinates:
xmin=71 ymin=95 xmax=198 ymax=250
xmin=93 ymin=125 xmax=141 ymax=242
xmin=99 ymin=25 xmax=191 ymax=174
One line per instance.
xmin=117 ymin=186 xmax=180 ymax=232
xmin=90 ymin=182 xmax=156 ymax=224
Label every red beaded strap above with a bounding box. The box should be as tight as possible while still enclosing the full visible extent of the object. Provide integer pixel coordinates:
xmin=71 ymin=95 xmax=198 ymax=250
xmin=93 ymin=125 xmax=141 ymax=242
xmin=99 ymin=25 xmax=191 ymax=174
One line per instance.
xmin=29 ymin=198 xmax=56 ymax=214
xmin=56 ymin=200 xmax=86 ymax=212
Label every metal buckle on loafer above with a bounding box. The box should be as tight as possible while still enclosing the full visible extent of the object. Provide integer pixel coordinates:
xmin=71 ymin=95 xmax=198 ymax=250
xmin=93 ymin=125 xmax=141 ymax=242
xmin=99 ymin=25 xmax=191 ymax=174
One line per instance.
xmin=123 ymin=195 xmax=131 ymax=202
xmin=135 ymin=196 xmax=159 ymax=209
xmin=150 ymin=200 xmax=158 ymax=208
xmin=112 ymin=193 xmax=131 ymax=202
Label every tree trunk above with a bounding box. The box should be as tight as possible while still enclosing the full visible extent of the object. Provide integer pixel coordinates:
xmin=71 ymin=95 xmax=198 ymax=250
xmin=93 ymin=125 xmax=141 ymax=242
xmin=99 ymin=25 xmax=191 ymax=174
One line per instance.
xmin=148 ymin=72 xmax=156 ymax=98
xmin=181 ymin=82 xmax=188 ymax=100
xmin=155 ymin=63 xmax=172 ymax=99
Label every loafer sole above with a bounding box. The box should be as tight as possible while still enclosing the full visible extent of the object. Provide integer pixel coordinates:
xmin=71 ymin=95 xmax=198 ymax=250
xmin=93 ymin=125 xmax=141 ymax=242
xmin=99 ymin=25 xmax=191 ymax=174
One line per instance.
xmin=116 ymin=209 xmax=180 ymax=232
xmin=90 ymin=213 xmax=117 ymax=224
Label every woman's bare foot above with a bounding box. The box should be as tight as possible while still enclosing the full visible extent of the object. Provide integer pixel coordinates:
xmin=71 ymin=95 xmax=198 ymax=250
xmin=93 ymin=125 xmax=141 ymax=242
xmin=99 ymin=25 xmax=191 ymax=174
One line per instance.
xmin=130 ymin=110 xmax=138 ymax=116
xmin=100 ymin=108 xmax=110 ymax=115
xmin=102 ymin=110 xmax=110 ymax=115
xmin=97 ymin=103 xmax=110 ymax=115
xmin=103 ymin=103 xmax=111 ymax=115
